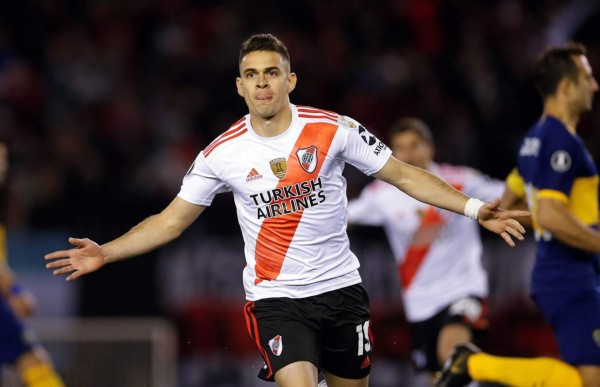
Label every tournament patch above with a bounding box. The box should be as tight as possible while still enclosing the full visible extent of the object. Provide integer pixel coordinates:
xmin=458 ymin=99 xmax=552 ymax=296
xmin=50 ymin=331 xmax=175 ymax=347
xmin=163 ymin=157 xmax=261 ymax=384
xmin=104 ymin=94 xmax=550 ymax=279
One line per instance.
xmin=550 ymin=150 xmax=571 ymax=172
xmin=270 ymin=158 xmax=287 ymax=180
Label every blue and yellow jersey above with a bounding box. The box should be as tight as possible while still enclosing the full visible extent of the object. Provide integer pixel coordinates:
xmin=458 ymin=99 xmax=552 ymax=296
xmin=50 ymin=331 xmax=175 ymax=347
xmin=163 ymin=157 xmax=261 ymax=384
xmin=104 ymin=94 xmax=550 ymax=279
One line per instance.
xmin=506 ymin=115 xmax=599 ymax=294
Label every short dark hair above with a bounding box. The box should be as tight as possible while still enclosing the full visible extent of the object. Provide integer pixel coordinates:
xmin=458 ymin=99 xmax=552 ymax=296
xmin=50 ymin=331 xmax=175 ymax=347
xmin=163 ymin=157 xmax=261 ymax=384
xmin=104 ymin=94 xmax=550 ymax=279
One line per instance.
xmin=534 ymin=42 xmax=587 ymax=99
xmin=239 ymin=34 xmax=291 ymax=66
xmin=388 ymin=117 xmax=433 ymax=144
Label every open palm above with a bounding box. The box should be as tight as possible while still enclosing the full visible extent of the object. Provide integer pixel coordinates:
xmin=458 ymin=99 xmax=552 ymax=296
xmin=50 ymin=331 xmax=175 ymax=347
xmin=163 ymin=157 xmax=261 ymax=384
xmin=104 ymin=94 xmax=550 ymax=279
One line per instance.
xmin=45 ymin=237 xmax=106 ymax=281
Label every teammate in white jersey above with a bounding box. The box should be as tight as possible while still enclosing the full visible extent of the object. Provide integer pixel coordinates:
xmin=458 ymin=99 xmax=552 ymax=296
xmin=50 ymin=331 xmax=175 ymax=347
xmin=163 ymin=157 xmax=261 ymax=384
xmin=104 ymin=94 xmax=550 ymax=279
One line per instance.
xmin=347 ymin=118 xmax=505 ymax=382
xmin=44 ymin=34 xmax=528 ymax=387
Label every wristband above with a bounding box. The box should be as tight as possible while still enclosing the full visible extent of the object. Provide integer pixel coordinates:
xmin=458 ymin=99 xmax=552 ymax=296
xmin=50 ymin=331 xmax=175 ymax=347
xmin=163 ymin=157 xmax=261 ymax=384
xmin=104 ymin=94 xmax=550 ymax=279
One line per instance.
xmin=464 ymin=198 xmax=485 ymax=220
xmin=9 ymin=283 xmax=24 ymax=296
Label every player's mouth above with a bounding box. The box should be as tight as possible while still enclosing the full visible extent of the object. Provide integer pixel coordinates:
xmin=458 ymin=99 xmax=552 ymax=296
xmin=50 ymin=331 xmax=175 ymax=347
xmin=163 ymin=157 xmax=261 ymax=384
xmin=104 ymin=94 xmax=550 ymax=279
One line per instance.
xmin=255 ymin=94 xmax=273 ymax=102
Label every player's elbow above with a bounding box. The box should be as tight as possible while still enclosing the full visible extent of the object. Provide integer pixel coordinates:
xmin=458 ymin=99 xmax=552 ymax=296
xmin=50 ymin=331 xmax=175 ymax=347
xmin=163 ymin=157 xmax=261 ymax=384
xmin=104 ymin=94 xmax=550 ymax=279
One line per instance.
xmin=536 ymin=209 xmax=553 ymax=230
xmin=163 ymin=218 xmax=187 ymax=240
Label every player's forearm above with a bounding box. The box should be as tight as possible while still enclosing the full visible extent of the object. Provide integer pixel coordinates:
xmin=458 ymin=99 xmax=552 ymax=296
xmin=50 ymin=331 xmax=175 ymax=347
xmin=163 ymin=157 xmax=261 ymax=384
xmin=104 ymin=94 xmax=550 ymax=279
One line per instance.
xmin=100 ymin=213 xmax=184 ymax=263
xmin=403 ymin=168 xmax=470 ymax=214
xmin=100 ymin=198 xmax=205 ymax=263
xmin=538 ymin=202 xmax=600 ymax=253
xmin=548 ymin=227 xmax=600 ymax=253
xmin=375 ymin=157 xmax=469 ymax=215
xmin=541 ymin=218 xmax=600 ymax=253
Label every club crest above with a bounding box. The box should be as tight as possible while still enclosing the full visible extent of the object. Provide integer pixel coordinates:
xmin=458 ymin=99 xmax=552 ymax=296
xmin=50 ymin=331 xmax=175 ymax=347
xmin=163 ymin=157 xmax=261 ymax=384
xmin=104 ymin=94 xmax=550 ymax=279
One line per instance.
xmin=268 ymin=335 xmax=283 ymax=356
xmin=270 ymin=158 xmax=287 ymax=180
xmin=296 ymin=146 xmax=318 ymax=173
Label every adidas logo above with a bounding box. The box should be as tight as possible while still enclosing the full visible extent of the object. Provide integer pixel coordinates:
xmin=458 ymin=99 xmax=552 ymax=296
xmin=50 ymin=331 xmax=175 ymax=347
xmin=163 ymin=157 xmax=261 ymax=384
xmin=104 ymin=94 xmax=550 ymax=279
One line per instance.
xmin=246 ymin=168 xmax=263 ymax=182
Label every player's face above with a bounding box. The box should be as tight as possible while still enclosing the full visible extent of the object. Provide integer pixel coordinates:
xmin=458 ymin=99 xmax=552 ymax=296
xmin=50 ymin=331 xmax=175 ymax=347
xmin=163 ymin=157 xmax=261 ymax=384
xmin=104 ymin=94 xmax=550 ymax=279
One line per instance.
xmin=571 ymin=55 xmax=598 ymax=113
xmin=390 ymin=130 xmax=433 ymax=170
xmin=236 ymin=51 xmax=297 ymax=120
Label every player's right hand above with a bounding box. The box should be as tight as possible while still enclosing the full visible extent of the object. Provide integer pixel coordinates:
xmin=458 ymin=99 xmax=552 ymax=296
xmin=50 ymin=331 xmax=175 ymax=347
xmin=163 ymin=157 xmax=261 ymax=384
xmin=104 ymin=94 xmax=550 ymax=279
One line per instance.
xmin=45 ymin=237 xmax=106 ymax=281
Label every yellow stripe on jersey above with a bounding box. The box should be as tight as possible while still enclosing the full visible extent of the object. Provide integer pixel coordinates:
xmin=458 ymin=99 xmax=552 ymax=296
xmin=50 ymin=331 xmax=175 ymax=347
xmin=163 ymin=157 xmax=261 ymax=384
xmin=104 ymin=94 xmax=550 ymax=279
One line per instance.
xmin=568 ymin=175 xmax=598 ymax=225
xmin=538 ymin=175 xmax=599 ymax=226
xmin=505 ymin=168 xmax=525 ymax=199
xmin=538 ymin=189 xmax=568 ymax=203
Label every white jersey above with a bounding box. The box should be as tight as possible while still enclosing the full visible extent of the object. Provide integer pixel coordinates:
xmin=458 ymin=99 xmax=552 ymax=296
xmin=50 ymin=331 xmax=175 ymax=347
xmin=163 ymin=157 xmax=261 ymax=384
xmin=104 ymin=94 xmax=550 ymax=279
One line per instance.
xmin=178 ymin=104 xmax=392 ymax=301
xmin=347 ymin=163 xmax=504 ymax=322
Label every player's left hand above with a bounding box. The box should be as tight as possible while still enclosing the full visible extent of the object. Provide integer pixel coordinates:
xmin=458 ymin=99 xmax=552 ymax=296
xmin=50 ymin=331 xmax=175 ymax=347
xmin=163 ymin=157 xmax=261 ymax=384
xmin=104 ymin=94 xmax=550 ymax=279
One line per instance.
xmin=477 ymin=198 xmax=530 ymax=247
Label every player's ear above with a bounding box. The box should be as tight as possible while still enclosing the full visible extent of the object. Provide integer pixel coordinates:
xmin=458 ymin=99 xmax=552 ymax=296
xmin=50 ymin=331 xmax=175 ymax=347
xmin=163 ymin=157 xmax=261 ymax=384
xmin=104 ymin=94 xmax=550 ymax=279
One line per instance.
xmin=558 ymin=76 xmax=574 ymax=97
xmin=236 ymin=77 xmax=244 ymax=97
xmin=287 ymin=72 xmax=297 ymax=94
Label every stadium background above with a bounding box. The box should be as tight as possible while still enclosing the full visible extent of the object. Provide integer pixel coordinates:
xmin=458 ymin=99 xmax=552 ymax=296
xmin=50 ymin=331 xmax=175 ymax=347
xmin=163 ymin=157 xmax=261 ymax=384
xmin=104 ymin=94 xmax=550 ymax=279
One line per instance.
xmin=0 ymin=0 xmax=599 ymax=386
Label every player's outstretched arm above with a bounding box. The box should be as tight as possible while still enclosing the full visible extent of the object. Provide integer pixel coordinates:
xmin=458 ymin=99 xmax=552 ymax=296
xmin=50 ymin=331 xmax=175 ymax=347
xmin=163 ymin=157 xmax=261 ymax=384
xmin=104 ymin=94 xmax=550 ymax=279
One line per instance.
xmin=373 ymin=156 xmax=529 ymax=246
xmin=45 ymin=197 xmax=206 ymax=281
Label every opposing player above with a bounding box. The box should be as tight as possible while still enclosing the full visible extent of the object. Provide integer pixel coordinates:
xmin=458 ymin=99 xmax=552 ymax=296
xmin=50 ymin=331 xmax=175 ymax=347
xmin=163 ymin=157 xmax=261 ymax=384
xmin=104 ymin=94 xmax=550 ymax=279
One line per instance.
xmin=347 ymin=117 xmax=504 ymax=383
xmin=0 ymin=143 xmax=66 ymax=387
xmin=437 ymin=43 xmax=600 ymax=387
xmin=45 ymin=34 xmax=528 ymax=387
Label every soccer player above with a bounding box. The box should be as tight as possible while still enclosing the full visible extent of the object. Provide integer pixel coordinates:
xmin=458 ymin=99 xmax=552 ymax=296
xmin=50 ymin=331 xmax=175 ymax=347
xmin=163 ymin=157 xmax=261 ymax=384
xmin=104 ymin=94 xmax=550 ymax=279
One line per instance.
xmin=0 ymin=143 xmax=66 ymax=387
xmin=45 ymin=34 xmax=528 ymax=387
xmin=347 ymin=117 xmax=505 ymax=383
xmin=436 ymin=43 xmax=600 ymax=387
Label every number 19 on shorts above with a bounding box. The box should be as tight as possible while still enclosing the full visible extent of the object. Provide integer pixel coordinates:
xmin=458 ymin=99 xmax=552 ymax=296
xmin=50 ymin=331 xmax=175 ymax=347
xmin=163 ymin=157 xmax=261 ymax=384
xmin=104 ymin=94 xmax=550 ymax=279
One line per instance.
xmin=356 ymin=320 xmax=371 ymax=355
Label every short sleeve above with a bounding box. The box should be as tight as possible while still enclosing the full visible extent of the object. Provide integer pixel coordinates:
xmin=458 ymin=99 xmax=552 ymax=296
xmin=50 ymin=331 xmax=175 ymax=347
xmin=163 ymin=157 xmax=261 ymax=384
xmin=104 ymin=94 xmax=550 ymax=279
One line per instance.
xmin=505 ymin=168 xmax=526 ymax=199
xmin=536 ymin=134 xmax=582 ymax=202
xmin=177 ymin=153 xmax=231 ymax=206
xmin=338 ymin=116 xmax=393 ymax=175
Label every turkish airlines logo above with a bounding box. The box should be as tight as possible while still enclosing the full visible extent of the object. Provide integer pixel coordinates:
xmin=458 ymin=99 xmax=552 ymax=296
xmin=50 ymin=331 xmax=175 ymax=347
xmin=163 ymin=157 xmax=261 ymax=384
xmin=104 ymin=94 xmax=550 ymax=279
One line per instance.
xmin=268 ymin=335 xmax=283 ymax=356
xmin=296 ymin=146 xmax=318 ymax=173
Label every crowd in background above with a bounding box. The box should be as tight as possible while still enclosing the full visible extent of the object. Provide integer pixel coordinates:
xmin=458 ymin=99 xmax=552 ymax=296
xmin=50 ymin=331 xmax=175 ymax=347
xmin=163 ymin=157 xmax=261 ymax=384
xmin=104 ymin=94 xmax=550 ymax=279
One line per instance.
xmin=0 ymin=1 xmax=599 ymax=385
xmin=0 ymin=0 xmax=598 ymax=234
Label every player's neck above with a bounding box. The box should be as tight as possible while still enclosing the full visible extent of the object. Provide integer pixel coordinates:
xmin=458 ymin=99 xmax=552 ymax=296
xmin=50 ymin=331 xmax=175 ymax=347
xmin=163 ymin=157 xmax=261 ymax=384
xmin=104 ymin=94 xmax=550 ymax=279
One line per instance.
xmin=543 ymin=100 xmax=579 ymax=134
xmin=250 ymin=105 xmax=293 ymax=138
